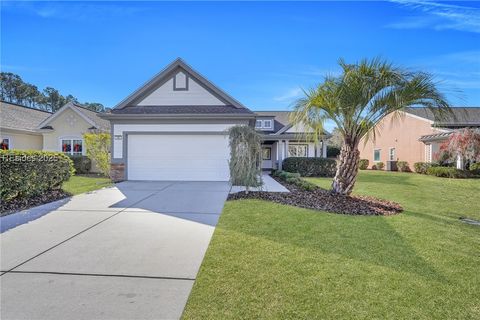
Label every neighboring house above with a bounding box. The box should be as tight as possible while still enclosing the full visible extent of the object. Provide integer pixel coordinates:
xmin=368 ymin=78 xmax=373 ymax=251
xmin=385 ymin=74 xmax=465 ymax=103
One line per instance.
xmin=0 ymin=101 xmax=51 ymax=151
xmin=359 ymin=107 xmax=480 ymax=169
xmin=100 ymin=58 xmax=329 ymax=182
xmin=0 ymin=101 xmax=110 ymax=171
xmin=255 ymin=111 xmax=329 ymax=170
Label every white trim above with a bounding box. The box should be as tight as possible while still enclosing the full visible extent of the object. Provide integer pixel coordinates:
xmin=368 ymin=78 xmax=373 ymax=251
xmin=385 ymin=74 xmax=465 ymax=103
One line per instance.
xmin=424 ymin=144 xmax=432 ymax=162
xmin=37 ymin=102 xmax=96 ymax=129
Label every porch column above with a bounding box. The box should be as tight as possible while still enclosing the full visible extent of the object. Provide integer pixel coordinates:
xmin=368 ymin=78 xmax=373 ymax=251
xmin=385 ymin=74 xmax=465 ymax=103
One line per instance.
xmin=278 ymin=140 xmax=284 ymax=170
xmin=456 ymin=155 xmax=464 ymax=170
xmin=322 ymin=140 xmax=327 ymax=158
xmin=316 ymin=141 xmax=322 ymax=157
xmin=285 ymin=140 xmax=289 ymax=158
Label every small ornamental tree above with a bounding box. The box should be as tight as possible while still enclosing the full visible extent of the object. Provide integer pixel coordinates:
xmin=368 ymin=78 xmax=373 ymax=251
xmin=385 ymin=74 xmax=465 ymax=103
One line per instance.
xmin=438 ymin=128 xmax=480 ymax=166
xmin=228 ymin=125 xmax=262 ymax=193
xmin=84 ymin=133 xmax=111 ymax=177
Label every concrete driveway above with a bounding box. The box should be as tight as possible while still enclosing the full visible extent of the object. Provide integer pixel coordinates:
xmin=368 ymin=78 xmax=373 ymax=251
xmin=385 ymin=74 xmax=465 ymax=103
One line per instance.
xmin=0 ymin=181 xmax=230 ymax=320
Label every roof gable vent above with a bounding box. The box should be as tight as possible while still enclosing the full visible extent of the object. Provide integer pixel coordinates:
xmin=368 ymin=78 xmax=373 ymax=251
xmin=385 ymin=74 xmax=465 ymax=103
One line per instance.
xmin=173 ymin=71 xmax=188 ymax=91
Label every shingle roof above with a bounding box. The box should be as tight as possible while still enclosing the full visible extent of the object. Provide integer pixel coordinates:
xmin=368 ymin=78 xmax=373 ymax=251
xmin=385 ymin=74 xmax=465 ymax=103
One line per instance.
xmin=0 ymin=101 xmax=52 ymax=132
xmin=72 ymin=104 xmax=111 ymax=131
xmin=111 ymin=105 xmax=254 ymax=115
xmin=405 ymin=107 xmax=480 ymax=126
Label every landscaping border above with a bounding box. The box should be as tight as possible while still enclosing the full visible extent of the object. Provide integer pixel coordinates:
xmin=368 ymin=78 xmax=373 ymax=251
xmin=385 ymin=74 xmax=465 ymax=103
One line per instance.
xmin=228 ymin=176 xmax=403 ymax=216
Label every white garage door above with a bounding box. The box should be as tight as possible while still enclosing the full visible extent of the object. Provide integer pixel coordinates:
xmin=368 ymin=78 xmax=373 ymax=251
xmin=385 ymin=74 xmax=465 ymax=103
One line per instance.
xmin=127 ymin=134 xmax=230 ymax=181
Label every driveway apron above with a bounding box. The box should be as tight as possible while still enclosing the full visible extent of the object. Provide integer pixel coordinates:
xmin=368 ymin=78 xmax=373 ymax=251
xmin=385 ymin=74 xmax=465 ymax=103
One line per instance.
xmin=0 ymin=181 xmax=230 ymax=320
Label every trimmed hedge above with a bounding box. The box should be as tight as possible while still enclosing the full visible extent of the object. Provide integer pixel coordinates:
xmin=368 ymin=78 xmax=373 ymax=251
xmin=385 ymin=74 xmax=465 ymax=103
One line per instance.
xmin=397 ymin=161 xmax=410 ymax=172
xmin=426 ymin=166 xmax=469 ymax=178
xmin=359 ymin=159 xmax=369 ymax=170
xmin=272 ymin=170 xmax=318 ymax=191
xmin=0 ymin=150 xmax=74 ymax=202
xmin=282 ymin=157 xmax=337 ymax=177
xmin=372 ymin=162 xmax=384 ymax=170
xmin=69 ymin=155 xmax=92 ymax=174
xmin=414 ymin=162 xmax=438 ymax=174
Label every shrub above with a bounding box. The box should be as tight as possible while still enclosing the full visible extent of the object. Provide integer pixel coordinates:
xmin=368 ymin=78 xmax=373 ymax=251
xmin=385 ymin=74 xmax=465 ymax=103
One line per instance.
xmin=0 ymin=150 xmax=74 ymax=203
xmin=413 ymin=162 xmax=438 ymax=174
xmin=274 ymin=170 xmax=318 ymax=191
xmin=84 ymin=133 xmax=111 ymax=177
xmin=469 ymin=162 xmax=480 ymax=172
xmin=372 ymin=162 xmax=384 ymax=170
xmin=282 ymin=157 xmax=337 ymax=177
xmin=396 ymin=161 xmax=410 ymax=172
xmin=68 ymin=155 xmax=91 ymax=174
xmin=327 ymin=146 xmax=340 ymax=158
xmin=426 ymin=166 xmax=469 ymax=178
xmin=359 ymin=159 xmax=369 ymax=170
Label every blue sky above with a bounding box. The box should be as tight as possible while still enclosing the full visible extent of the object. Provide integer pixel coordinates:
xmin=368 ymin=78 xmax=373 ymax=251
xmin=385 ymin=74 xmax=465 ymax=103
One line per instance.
xmin=2 ymin=0 xmax=480 ymax=114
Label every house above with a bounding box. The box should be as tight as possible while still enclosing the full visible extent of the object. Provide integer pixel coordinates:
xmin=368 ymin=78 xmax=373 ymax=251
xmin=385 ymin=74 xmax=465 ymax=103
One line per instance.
xmin=0 ymin=101 xmax=51 ymax=151
xmin=255 ymin=111 xmax=328 ymax=170
xmin=0 ymin=101 xmax=110 ymax=171
xmin=100 ymin=58 xmax=329 ymax=182
xmin=359 ymin=107 xmax=480 ymax=170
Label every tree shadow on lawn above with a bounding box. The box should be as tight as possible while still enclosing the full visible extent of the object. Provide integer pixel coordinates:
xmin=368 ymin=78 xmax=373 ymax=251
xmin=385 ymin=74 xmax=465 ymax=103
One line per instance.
xmin=221 ymin=201 xmax=448 ymax=283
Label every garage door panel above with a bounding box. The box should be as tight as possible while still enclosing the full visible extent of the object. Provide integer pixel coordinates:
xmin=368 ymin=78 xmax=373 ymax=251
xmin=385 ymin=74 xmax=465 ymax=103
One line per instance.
xmin=127 ymin=135 xmax=230 ymax=181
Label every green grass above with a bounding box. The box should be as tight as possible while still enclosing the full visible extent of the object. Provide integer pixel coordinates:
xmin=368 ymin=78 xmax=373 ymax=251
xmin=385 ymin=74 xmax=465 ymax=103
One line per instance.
xmin=183 ymin=171 xmax=480 ymax=320
xmin=62 ymin=174 xmax=113 ymax=195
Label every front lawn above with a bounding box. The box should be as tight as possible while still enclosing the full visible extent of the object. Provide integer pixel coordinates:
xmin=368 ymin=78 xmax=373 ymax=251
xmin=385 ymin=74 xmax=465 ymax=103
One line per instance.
xmin=183 ymin=171 xmax=480 ymax=319
xmin=62 ymin=174 xmax=113 ymax=195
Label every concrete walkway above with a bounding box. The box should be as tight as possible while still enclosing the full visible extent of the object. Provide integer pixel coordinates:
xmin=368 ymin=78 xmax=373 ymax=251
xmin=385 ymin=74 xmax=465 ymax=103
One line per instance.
xmin=230 ymin=172 xmax=290 ymax=193
xmin=0 ymin=181 xmax=230 ymax=320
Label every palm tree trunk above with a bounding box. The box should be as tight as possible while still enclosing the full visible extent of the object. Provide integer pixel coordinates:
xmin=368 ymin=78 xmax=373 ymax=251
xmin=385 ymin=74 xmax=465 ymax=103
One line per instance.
xmin=332 ymin=142 xmax=360 ymax=195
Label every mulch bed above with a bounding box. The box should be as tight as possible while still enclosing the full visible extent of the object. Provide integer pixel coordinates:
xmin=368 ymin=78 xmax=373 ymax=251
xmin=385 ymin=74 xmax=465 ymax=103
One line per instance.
xmin=0 ymin=190 xmax=71 ymax=217
xmin=228 ymin=177 xmax=403 ymax=216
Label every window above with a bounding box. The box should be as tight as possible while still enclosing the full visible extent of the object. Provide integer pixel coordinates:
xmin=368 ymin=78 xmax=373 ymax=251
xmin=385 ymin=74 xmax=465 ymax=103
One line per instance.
xmin=374 ymin=149 xmax=381 ymax=162
xmin=62 ymin=139 xmax=83 ymax=156
xmin=288 ymin=144 xmax=308 ymax=157
xmin=255 ymin=119 xmax=274 ymax=130
xmin=389 ymin=148 xmax=396 ymax=161
xmin=1 ymin=138 xmax=9 ymax=150
xmin=262 ymin=147 xmax=271 ymax=160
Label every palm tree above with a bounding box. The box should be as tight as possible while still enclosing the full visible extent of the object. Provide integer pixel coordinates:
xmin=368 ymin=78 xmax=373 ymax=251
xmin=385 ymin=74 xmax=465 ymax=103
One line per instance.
xmin=292 ymin=58 xmax=451 ymax=195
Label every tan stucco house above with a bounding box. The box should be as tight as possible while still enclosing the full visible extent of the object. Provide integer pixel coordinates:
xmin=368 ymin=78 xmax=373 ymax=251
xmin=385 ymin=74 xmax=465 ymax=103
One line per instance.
xmin=0 ymin=101 xmax=110 ymax=170
xmin=359 ymin=107 xmax=480 ymax=170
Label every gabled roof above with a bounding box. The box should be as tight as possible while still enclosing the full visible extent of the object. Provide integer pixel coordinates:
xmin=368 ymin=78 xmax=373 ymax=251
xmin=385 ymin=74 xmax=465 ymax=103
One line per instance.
xmin=112 ymin=58 xmax=252 ymax=115
xmin=404 ymin=107 xmax=480 ymax=127
xmin=254 ymin=110 xmax=329 ymax=137
xmin=37 ymin=102 xmax=110 ymax=131
xmin=0 ymin=101 xmax=52 ymax=133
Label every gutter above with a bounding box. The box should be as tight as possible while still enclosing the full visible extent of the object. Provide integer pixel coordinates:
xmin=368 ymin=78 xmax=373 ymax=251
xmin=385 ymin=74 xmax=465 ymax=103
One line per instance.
xmin=98 ymin=113 xmax=256 ymax=121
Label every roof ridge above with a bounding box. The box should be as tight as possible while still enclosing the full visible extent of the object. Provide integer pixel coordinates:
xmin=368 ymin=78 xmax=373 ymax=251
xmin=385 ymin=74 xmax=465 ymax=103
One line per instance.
xmin=0 ymin=100 xmax=53 ymax=114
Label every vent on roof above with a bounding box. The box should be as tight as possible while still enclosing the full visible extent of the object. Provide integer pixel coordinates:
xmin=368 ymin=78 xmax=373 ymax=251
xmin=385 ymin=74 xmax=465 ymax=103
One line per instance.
xmin=173 ymin=71 xmax=188 ymax=91
xmin=40 ymin=125 xmax=53 ymax=130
